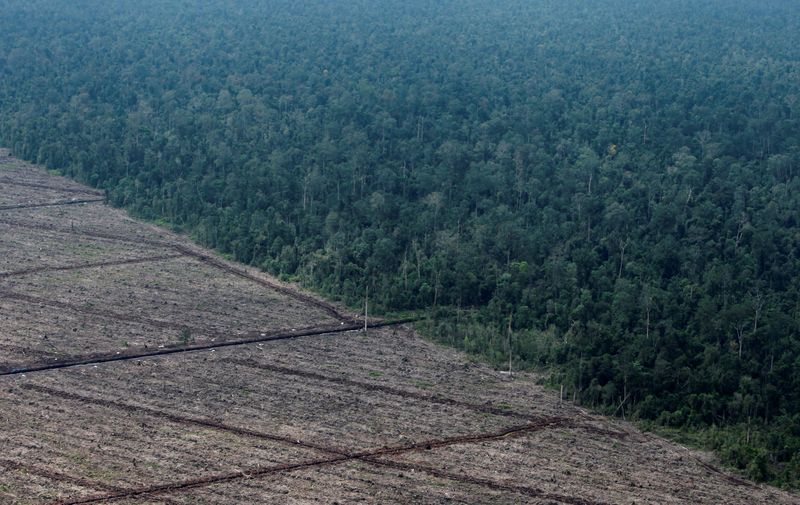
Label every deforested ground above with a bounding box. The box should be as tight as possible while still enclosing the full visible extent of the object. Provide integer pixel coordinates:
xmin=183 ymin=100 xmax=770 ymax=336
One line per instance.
xmin=0 ymin=150 xmax=797 ymax=504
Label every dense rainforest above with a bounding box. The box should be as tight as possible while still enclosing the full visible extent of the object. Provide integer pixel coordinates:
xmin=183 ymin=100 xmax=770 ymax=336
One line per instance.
xmin=1 ymin=0 xmax=799 ymax=487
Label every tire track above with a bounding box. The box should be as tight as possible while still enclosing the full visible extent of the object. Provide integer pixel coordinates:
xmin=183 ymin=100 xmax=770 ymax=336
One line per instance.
xmin=0 ymin=253 xmax=183 ymax=279
xmin=0 ymin=198 xmax=105 ymax=211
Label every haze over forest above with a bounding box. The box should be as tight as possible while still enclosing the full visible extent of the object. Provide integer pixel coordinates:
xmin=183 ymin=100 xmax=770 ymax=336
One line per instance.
xmin=1 ymin=0 xmax=798 ymax=487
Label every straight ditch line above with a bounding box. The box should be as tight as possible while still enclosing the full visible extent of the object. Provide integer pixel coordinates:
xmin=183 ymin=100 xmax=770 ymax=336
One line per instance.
xmin=0 ymin=253 xmax=183 ymax=279
xmin=0 ymin=198 xmax=106 ymax=211
xmin=55 ymin=455 xmax=352 ymax=505
xmin=0 ymin=218 xmax=174 ymax=249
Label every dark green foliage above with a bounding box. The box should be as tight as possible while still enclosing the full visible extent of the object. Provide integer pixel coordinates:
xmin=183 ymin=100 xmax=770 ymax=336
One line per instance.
xmin=1 ymin=0 xmax=799 ymax=487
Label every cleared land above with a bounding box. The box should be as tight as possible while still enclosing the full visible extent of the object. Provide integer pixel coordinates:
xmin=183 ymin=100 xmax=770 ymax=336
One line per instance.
xmin=0 ymin=150 xmax=797 ymax=505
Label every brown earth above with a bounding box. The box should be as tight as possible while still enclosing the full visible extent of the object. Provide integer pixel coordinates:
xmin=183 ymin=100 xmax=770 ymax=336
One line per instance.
xmin=0 ymin=151 xmax=797 ymax=505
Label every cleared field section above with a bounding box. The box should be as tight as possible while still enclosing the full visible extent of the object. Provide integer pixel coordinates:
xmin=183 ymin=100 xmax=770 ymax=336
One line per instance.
xmin=4 ymin=254 xmax=338 ymax=334
xmin=0 ymin=256 xmax=339 ymax=372
xmin=0 ymin=156 xmax=103 ymax=210
xmin=140 ymin=461 xmax=539 ymax=505
xmin=229 ymin=325 xmax=570 ymax=419
xmin=0 ymin=151 xmax=103 ymax=197
xmin=382 ymin=425 xmax=771 ymax=505
xmin=8 ymin=338 xmax=527 ymax=450
xmin=0 ymin=203 xmax=180 ymax=247
xmin=0 ymin=221 xmax=177 ymax=276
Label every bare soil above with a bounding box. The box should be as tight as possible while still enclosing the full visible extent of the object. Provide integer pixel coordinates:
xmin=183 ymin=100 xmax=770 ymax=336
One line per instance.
xmin=0 ymin=152 xmax=797 ymax=505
